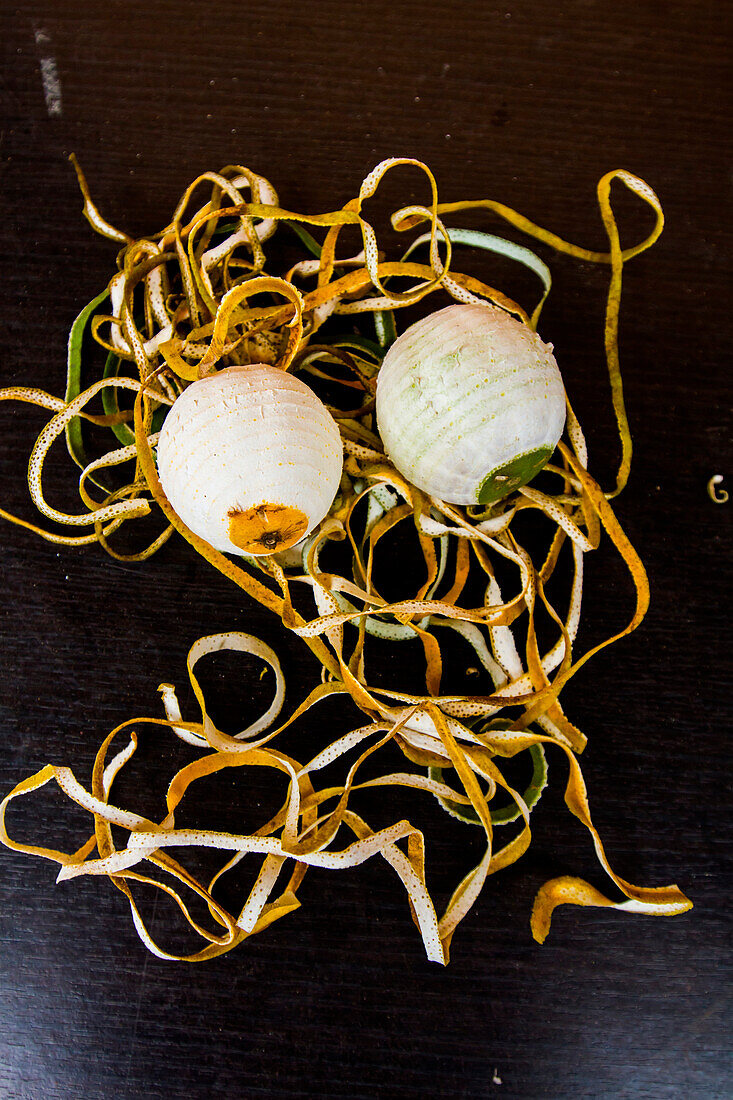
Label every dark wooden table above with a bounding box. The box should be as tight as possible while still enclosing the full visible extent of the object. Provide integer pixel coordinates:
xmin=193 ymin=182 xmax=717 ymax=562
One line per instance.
xmin=1 ymin=2 xmax=730 ymax=1097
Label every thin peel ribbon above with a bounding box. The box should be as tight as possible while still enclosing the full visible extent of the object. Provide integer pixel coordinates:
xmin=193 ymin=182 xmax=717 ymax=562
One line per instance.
xmin=196 ymin=277 xmax=305 ymax=377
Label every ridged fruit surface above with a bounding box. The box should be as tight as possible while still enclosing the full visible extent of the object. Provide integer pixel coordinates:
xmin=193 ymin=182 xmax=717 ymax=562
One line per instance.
xmin=376 ymin=303 xmax=567 ymax=504
xmin=156 ymin=364 xmax=343 ymax=555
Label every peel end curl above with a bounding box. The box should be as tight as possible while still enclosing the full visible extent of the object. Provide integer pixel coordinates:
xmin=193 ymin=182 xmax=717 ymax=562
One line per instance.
xmin=531 ymin=874 xmax=693 ymax=945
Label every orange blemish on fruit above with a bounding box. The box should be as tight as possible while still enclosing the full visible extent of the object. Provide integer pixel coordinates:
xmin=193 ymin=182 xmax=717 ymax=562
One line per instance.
xmin=228 ymin=502 xmax=309 ymax=555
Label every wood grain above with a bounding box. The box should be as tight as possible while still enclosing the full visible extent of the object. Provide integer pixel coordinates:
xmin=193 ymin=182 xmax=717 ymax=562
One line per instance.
xmin=0 ymin=2 xmax=731 ymax=1097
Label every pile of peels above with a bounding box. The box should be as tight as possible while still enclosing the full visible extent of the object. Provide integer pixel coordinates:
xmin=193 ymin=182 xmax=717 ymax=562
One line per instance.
xmin=0 ymin=157 xmax=691 ymax=963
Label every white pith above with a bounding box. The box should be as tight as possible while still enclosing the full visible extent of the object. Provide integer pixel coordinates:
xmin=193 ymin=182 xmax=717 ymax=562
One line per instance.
xmin=376 ymin=303 xmax=567 ymax=504
xmin=156 ymin=364 xmax=343 ymax=554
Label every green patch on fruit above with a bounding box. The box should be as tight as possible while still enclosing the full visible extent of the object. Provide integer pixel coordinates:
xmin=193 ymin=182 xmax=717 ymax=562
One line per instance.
xmin=477 ymin=445 xmax=553 ymax=505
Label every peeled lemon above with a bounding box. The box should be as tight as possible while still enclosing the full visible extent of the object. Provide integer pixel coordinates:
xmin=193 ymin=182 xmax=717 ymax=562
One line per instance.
xmin=156 ymin=364 xmax=343 ymax=556
xmin=376 ymin=303 xmax=566 ymax=504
